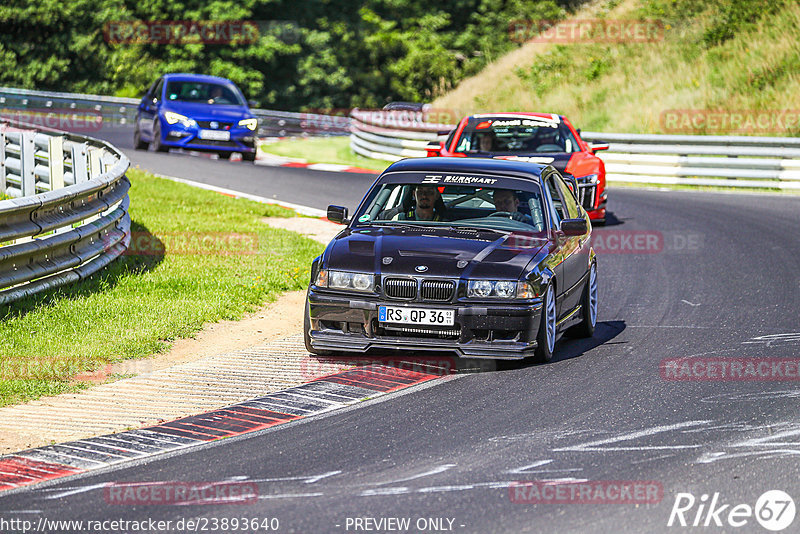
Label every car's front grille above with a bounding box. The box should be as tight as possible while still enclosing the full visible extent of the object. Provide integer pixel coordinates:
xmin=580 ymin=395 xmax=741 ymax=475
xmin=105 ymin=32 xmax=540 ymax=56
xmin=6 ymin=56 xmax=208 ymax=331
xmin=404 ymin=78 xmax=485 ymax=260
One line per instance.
xmin=186 ymin=139 xmax=238 ymax=148
xmin=384 ymin=278 xmax=416 ymax=299
xmin=577 ymin=184 xmax=596 ymax=210
xmin=197 ymin=121 xmax=233 ymax=129
xmin=382 ymin=326 xmax=460 ymax=338
xmin=421 ymin=280 xmax=455 ymax=302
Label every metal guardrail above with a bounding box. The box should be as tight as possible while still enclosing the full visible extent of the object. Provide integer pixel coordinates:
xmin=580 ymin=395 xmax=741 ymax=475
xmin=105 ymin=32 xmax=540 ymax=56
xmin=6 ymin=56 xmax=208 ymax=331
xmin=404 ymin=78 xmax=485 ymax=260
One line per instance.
xmin=0 ymin=120 xmax=131 ymax=305
xmin=350 ymin=110 xmax=800 ymax=190
xmin=0 ymin=86 xmax=350 ymax=138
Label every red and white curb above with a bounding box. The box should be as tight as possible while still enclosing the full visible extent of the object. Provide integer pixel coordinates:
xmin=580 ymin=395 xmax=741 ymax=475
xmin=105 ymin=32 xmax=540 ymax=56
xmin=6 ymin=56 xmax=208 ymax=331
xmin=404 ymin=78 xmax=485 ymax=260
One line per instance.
xmin=0 ymin=366 xmax=442 ymax=494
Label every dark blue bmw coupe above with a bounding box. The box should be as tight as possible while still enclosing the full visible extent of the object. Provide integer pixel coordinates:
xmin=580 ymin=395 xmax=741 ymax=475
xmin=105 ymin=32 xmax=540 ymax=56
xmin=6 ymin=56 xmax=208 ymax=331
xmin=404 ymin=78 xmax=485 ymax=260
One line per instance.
xmin=134 ymin=73 xmax=258 ymax=161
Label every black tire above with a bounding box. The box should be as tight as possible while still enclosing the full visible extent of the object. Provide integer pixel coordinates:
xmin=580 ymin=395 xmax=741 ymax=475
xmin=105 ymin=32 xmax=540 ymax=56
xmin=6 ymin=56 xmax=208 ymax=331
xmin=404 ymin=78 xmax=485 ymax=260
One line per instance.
xmin=218 ymin=151 xmax=232 ymax=160
xmin=534 ymin=284 xmax=556 ymax=363
xmin=242 ymin=150 xmax=256 ymax=162
xmin=304 ymin=298 xmax=332 ymax=356
xmin=133 ymin=123 xmax=148 ymax=150
xmin=567 ymin=263 xmax=597 ymax=338
xmin=152 ymin=121 xmax=168 ymax=152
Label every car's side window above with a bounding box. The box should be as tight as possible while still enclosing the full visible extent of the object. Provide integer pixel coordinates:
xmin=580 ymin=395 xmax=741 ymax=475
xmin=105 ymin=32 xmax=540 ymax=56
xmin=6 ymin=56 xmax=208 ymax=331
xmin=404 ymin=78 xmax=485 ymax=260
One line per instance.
xmin=555 ymin=174 xmax=581 ymax=219
xmin=544 ymin=174 xmax=567 ymax=224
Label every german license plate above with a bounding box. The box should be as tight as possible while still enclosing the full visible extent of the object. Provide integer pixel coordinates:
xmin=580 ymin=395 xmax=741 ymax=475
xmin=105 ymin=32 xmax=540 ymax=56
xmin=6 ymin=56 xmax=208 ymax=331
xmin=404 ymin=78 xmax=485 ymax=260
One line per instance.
xmin=198 ymin=129 xmax=230 ymax=141
xmin=379 ymin=306 xmax=454 ymax=326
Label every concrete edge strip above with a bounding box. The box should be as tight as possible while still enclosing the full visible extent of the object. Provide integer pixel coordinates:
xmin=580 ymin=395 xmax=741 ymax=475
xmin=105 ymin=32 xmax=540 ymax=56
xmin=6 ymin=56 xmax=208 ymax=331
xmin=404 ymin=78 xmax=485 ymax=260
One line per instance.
xmin=0 ymin=365 xmax=441 ymax=494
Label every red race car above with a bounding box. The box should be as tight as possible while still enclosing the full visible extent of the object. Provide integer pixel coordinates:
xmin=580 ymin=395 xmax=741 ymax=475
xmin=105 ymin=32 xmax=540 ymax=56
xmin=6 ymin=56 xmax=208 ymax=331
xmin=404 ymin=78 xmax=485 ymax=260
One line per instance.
xmin=427 ymin=113 xmax=609 ymax=223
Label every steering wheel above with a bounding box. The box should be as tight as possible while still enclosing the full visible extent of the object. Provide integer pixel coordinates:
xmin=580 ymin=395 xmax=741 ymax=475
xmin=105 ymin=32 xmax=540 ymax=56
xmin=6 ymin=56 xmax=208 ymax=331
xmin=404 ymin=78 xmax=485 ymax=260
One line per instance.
xmin=489 ymin=211 xmax=513 ymax=218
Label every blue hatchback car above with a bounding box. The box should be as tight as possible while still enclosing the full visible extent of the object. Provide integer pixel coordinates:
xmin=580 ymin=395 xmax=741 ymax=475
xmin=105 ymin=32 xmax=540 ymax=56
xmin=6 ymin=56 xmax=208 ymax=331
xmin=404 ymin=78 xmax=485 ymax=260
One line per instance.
xmin=134 ymin=73 xmax=258 ymax=161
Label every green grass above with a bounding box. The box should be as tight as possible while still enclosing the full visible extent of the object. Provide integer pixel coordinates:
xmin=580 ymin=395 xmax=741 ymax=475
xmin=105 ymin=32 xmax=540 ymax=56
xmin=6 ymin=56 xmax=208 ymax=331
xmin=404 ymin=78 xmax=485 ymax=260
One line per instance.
xmin=0 ymin=168 xmax=324 ymax=407
xmin=260 ymin=136 xmax=388 ymax=172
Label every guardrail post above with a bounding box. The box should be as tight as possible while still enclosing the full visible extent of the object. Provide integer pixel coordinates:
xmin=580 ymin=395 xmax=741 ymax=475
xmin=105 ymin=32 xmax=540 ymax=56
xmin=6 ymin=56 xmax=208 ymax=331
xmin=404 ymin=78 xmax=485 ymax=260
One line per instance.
xmin=88 ymin=148 xmax=102 ymax=178
xmin=71 ymin=142 xmax=88 ymax=183
xmin=20 ymin=132 xmax=36 ymax=196
xmin=0 ymin=133 xmax=6 ymax=195
xmin=48 ymin=135 xmax=64 ymax=190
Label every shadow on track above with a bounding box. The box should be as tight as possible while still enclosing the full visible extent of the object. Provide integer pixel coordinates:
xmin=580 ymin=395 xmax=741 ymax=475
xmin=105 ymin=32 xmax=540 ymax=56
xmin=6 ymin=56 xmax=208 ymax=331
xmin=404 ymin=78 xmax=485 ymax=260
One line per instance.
xmin=496 ymin=319 xmax=626 ymax=371
xmin=305 ymin=320 xmax=626 ymax=377
xmin=599 ymin=211 xmax=624 ymax=227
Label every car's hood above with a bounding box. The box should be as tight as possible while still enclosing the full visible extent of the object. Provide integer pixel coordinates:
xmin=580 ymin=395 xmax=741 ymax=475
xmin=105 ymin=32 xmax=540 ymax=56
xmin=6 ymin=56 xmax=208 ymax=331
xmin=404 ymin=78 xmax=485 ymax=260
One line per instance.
xmin=325 ymin=226 xmax=548 ymax=281
xmin=162 ymin=102 xmax=252 ymax=121
xmin=490 ymin=152 xmax=574 ymax=172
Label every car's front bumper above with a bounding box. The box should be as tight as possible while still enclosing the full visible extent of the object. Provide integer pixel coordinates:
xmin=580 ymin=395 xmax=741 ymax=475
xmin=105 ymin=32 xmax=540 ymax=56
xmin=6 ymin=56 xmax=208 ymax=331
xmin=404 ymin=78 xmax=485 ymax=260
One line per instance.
xmin=160 ymin=123 xmax=257 ymax=153
xmin=307 ymin=290 xmax=544 ymax=359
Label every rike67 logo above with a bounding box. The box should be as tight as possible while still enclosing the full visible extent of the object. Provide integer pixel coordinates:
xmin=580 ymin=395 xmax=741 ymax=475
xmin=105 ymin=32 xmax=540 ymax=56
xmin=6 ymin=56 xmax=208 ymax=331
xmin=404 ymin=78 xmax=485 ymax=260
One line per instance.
xmin=668 ymin=490 xmax=796 ymax=531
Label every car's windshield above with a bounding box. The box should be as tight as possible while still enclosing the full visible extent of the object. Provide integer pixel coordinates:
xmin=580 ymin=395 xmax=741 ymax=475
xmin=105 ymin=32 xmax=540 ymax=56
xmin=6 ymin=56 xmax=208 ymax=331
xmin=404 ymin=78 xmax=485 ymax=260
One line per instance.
xmin=165 ymin=81 xmax=245 ymax=106
xmin=453 ymin=116 xmax=580 ymax=154
xmin=354 ymin=182 xmax=547 ymax=233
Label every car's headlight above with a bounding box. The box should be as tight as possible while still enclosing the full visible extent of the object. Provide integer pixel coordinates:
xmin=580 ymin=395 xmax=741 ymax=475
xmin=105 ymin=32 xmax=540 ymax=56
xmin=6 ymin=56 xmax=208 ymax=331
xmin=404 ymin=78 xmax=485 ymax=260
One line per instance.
xmin=163 ymin=111 xmax=196 ymax=128
xmin=577 ymin=173 xmax=599 ymax=183
xmin=238 ymin=118 xmax=258 ymax=131
xmin=315 ymin=269 xmax=374 ymax=292
xmin=467 ymin=280 xmax=535 ymax=299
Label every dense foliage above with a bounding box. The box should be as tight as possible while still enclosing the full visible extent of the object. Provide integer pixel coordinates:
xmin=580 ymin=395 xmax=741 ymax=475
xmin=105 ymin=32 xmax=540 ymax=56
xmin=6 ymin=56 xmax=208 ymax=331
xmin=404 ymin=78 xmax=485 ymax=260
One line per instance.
xmin=0 ymin=0 xmax=583 ymax=110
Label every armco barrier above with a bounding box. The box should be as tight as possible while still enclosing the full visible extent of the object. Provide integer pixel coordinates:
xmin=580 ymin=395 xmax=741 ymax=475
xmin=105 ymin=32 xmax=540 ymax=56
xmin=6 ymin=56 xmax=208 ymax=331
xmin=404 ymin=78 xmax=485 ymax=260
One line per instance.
xmin=0 ymin=86 xmax=350 ymax=138
xmin=0 ymin=119 xmax=131 ymax=305
xmin=349 ymin=109 xmax=800 ymax=190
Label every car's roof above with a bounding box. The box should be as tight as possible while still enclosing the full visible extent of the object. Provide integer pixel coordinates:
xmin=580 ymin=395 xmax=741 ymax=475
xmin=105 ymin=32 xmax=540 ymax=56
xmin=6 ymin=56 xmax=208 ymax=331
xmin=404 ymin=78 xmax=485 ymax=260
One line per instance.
xmin=383 ymin=157 xmax=549 ymax=182
xmin=162 ymin=73 xmax=236 ymax=84
xmin=468 ymin=112 xmax=564 ymax=122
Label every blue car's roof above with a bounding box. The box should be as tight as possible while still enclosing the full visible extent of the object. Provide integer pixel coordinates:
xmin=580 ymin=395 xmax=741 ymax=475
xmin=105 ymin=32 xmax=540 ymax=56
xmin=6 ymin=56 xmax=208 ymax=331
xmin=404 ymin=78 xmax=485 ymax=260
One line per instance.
xmin=383 ymin=157 xmax=549 ymax=182
xmin=162 ymin=73 xmax=236 ymax=85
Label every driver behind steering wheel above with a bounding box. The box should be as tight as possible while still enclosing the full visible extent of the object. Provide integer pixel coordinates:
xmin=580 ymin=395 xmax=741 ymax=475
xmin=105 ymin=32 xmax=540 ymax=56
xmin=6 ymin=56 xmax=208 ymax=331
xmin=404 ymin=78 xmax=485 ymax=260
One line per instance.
xmin=491 ymin=189 xmax=532 ymax=224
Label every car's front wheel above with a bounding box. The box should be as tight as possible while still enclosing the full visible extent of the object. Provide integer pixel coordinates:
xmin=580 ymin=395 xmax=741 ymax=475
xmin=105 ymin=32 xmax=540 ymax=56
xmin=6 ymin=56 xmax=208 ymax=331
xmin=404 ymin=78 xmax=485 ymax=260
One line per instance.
xmin=534 ymin=284 xmax=556 ymax=363
xmin=304 ymin=298 xmax=332 ymax=356
xmin=567 ymin=263 xmax=597 ymax=338
xmin=242 ymin=150 xmax=256 ymax=162
xmin=133 ymin=123 xmax=148 ymax=150
xmin=152 ymin=121 xmax=168 ymax=152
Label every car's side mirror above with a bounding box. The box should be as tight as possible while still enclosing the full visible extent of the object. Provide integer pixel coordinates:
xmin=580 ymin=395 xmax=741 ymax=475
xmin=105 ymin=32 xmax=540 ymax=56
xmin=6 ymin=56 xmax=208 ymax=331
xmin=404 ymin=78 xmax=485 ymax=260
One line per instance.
xmin=560 ymin=218 xmax=588 ymax=236
xmin=327 ymin=205 xmax=349 ymax=224
xmin=590 ymin=142 xmax=609 ymax=153
xmin=248 ymin=99 xmax=259 ymax=108
xmin=425 ymin=141 xmax=444 ymax=157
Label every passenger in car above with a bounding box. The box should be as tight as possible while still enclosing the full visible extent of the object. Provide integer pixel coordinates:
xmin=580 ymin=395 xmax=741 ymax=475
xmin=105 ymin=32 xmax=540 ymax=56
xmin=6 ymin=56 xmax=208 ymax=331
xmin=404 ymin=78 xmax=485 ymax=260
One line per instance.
xmin=398 ymin=185 xmax=449 ymax=221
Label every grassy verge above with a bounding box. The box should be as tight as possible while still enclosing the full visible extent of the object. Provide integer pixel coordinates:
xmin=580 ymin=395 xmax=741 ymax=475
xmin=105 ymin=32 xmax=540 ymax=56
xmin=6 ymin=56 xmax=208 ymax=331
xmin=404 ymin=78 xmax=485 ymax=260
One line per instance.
xmin=0 ymin=168 xmax=324 ymax=407
xmin=434 ymin=0 xmax=800 ymax=135
xmin=260 ymin=136 xmax=388 ymax=172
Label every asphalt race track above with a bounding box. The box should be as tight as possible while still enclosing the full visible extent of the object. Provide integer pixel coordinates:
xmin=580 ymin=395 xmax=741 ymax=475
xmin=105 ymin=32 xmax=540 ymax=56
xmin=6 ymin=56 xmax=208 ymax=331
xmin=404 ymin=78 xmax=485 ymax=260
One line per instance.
xmin=3 ymin=127 xmax=799 ymax=533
